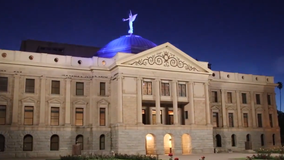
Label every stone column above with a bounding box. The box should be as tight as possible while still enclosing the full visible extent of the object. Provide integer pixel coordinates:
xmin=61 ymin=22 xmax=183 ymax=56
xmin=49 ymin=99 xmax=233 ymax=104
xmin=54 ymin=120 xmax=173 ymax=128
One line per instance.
xmin=155 ymin=79 xmax=161 ymax=124
xmin=189 ymin=82 xmax=195 ymax=124
xmin=172 ymin=80 xmax=178 ymax=125
xmin=117 ymin=76 xmax=123 ymax=123
xmin=12 ymin=74 xmax=20 ymax=125
xmin=205 ymin=83 xmax=211 ymax=125
xmin=65 ymin=78 xmax=71 ymax=125
xmin=137 ymin=77 xmax=143 ymax=125
xmin=236 ymin=91 xmax=242 ymax=127
xmin=250 ymin=91 xmax=256 ymax=127
xmin=272 ymin=94 xmax=279 ymax=127
xmin=262 ymin=92 xmax=270 ymax=127
xmin=39 ymin=76 xmax=46 ymax=125
xmin=221 ymin=89 xmax=227 ymax=127
xmin=89 ymin=78 xmax=95 ymax=126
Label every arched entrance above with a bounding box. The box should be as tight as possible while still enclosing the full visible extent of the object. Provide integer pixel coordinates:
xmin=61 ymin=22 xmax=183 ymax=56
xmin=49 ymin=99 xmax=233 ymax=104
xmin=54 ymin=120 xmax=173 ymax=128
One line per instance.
xmin=215 ymin=134 xmax=222 ymax=147
xmin=181 ymin=134 xmax=192 ymax=154
xmin=145 ymin=134 xmax=155 ymax=155
xmin=164 ymin=134 xmax=173 ymax=154
xmin=246 ymin=134 xmax=250 ymax=142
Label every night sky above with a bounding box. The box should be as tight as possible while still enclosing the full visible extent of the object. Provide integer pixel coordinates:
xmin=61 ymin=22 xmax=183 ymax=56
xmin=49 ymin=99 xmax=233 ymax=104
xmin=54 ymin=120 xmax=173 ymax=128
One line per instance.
xmin=0 ymin=0 xmax=283 ymax=110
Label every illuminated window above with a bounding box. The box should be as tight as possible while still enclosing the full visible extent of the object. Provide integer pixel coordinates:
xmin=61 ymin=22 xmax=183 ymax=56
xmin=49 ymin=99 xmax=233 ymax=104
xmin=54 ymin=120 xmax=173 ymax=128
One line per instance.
xmin=228 ymin=113 xmax=234 ymax=127
xmin=212 ymin=112 xmax=219 ymax=127
xmin=76 ymin=135 xmax=83 ymax=150
xmin=161 ymin=82 xmax=170 ymax=96
xmin=100 ymin=82 xmax=106 ymax=96
xmin=0 ymin=134 xmax=4 ymax=152
xmin=0 ymin=77 xmax=8 ymax=92
xmin=24 ymin=106 xmax=33 ymax=125
xmin=143 ymin=81 xmax=152 ymax=95
xmin=227 ymin=92 xmax=232 ymax=103
xmin=243 ymin=113 xmax=248 ymax=127
xmin=99 ymin=134 xmax=105 ymax=150
xmin=151 ymin=109 xmax=162 ymax=124
xmin=257 ymin=114 xmax=262 ymax=127
xmin=50 ymin=135 xmax=59 ymax=151
xmin=256 ymin=94 xmax=261 ymax=104
xmin=51 ymin=80 xmax=60 ymax=94
xmin=75 ymin=108 xmax=83 ymax=126
xmin=25 ymin=79 xmax=35 ymax=93
xmin=168 ymin=110 xmax=174 ymax=125
xmin=242 ymin=93 xmax=247 ymax=104
xmin=50 ymin=107 xmax=59 ymax=126
xmin=23 ymin=135 xmax=33 ymax=151
xmin=76 ymin=82 xmax=84 ymax=96
xmin=99 ymin=108 xmax=105 ymax=126
xmin=212 ymin=91 xmax=218 ymax=102
xmin=178 ymin=83 xmax=186 ymax=97
xmin=0 ymin=105 xmax=6 ymax=125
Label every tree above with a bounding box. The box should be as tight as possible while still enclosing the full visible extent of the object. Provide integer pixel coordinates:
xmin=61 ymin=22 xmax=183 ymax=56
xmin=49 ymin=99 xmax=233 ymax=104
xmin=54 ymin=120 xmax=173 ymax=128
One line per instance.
xmin=278 ymin=82 xmax=283 ymax=112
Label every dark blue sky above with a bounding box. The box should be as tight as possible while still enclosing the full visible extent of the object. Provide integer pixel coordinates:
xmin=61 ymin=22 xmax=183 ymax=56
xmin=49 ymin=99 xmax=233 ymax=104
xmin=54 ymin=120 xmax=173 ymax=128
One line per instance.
xmin=0 ymin=0 xmax=284 ymax=110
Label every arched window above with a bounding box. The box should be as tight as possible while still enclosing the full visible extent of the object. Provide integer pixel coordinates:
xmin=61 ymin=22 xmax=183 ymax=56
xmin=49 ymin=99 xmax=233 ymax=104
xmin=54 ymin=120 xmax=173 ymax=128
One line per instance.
xmin=231 ymin=134 xmax=236 ymax=147
xmin=0 ymin=134 xmax=5 ymax=152
xmin=260 ymin=134 xmax=264 ymax=146
xmin=272 ymin=134 xmax=275 ymax=146
xmin=100 ymin=134 xmax=105 ymax=150
xmin=76 ymin=135 xmax=83 ymax=150
xmin=246 ymin=134 xmax=250 ymax=142
xmin=23 ymin=135 xmax=33 ymax=151
xmin=50 ymin=135 xmax=59 ymax=151
xmin=216 ymin=134 xmax=222 ymax=147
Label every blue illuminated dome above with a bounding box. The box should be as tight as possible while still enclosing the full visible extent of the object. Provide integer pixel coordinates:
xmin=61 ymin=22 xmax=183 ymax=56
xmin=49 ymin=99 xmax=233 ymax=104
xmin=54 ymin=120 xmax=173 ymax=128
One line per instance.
xmin=97 ymin=35 xmax=157 ymax=58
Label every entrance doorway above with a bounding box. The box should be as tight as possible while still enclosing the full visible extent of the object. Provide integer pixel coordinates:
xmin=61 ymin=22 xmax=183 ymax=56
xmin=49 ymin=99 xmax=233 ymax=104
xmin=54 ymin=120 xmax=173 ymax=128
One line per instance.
xmin=181 ymin=134 xmax=192 ymax=154
xmin=145 ymin=134 xmax=155 ymax=155
xmin=164 ymin=134 xmax=173 ymax=154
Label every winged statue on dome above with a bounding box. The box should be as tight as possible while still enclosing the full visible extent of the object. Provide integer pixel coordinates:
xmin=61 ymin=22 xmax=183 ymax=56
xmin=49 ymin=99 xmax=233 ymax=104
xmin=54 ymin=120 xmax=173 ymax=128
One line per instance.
xmin=122 ymin=10 xmax=138 ymax=34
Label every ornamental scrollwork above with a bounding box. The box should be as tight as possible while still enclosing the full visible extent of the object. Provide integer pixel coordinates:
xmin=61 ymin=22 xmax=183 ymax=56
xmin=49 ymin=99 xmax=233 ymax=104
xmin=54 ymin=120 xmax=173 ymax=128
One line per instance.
xmin=129 ymin=51 xmax=199 ymax=71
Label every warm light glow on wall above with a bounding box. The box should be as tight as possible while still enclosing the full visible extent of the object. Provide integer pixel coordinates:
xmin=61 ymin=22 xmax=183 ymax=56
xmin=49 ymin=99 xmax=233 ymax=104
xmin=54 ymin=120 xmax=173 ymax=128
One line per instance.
xmin=146 ymin=135 xmax=152 ymax=140
xmin=169 ymin=136 xmax=172 ymax=148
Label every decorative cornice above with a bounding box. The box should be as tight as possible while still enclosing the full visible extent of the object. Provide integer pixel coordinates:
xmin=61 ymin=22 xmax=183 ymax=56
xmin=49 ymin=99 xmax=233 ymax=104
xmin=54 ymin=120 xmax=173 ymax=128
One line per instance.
xmin=129 ymin=51 xmax=199 ymax=72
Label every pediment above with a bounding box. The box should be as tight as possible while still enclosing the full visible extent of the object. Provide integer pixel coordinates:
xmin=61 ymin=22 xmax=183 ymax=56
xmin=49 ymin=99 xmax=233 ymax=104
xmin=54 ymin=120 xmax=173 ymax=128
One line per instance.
xmin=211 ymin=106 xmax=220 ymax=111
xmin=97 ymin=99 xmax=109 ymax=105
xmin=47 ymin=98 xmax=63 ymax=104
xmin=73 ymin=100 xmax=88 ymax=105
xmin=0 ymin=96 xmax=11 ymax=102
xmin=116 ymin=42 xmax=213 ymax=74
xmin=20 ymin=97 xmax=38 ymax=103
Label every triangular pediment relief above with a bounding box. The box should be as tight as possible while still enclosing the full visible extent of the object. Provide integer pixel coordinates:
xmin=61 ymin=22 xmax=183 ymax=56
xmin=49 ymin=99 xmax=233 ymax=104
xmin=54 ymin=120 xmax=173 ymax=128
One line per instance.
xmin=211 ymin=106 xmax=220 ymax=111
xmin=97 ymin=99 xmax=109 ymax=105
xmin=0 ymin=95 xmax=11 ymax=102
xmin=47 ymin=98 xmax=63 ymax=104
xmin=116 ymin=42 xmax=213 ymax=74
xmin=20 ymin=97 xmax=38 ymax=103
xmin=73 ymin=100 xmax=88 ymax=105
xmin=241 ymin=106 xmax=250 ymax=111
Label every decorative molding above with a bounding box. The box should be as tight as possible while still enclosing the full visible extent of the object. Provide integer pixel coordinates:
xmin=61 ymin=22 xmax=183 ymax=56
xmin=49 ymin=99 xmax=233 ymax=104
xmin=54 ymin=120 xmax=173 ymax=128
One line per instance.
xmin=0 ymin=95 xmax=10 ymax=102
xmin=129 ymin=51 xmax=199 ymax=71
xmin=47 ymin=98 xmax=63 ymax=104
xmin=97 ymin=99 xmax=109 ymax=105
xmin=73 ymin=100 xmax=88 ymax=105
xmin=20 ymin=97 xmax=38 ymax=103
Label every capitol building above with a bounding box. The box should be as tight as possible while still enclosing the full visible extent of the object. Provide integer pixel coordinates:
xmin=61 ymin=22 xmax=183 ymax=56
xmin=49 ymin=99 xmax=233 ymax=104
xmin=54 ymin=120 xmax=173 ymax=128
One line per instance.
xmin=0 ymin=30 xmax=281 ymax=158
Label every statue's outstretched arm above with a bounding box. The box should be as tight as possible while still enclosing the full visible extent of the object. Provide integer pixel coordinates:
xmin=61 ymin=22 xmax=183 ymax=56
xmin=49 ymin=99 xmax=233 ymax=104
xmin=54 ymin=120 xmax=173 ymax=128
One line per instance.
xmin=122 ymin=18 xmax=129 ymax=21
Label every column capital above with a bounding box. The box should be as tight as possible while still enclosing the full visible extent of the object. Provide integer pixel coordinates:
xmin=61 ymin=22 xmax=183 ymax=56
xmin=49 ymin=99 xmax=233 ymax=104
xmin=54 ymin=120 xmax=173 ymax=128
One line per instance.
xmin=136 ymin=77 xmax=142 ymax=81
xmin=40 ymin=75 xmax=46 ymax=80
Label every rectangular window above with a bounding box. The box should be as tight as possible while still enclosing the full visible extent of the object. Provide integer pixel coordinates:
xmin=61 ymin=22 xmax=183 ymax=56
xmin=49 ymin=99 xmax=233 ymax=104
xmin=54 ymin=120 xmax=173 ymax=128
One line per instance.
xmin=212 ymin=91 xmax=218 ymax=102
xmin=76 ymin=82 xmax=84 ymax=96
xmin=243 ymin=113 xmax=248 ymax=127
xmin=228 ymin=113 xmax=234 ymax=127
xmin=242 ymin=93 xmax=247 ymax=104
xmin=257 ymin=114 xmax=262 ymax=127
xmin=161 ymin=82 xmax=170 ymax=96
xmin=0 ymin=77 xmax=8 ymax=92
xmin=227 ymin=92 xmax=232 ymax=103
xmin=256 ymin=94 xmax=261 ymax=105
xmin=151 ymin=109 xmax=162 ymax=124
xmin=100 ymin=82 xmax=106 ymax=96
xmin=269 ymin=114 xmax=273 ymax=128
xmin=267 ymin=95 xmax=271 ymax=105
xmin=25 ymin=79 xmax=35 ymax=93
xmin=99 ymin=108 xmax=106 ymax=126
xmin=51 ymin=80 xmax=60 ymax=94
xmin=178 ymin=83 xmax=186 ymax=97
xmin=0 ymin=105 xmax=6 ymax=125
xmin=168 ymin=110 xmax=174 ymax=125
xmin=75 ymin=108 xmax=84 ymax=126
xmin=24 ymin=106 xmax=34 ymax=125
xmin=142 ymin=109 xmax=147 ymax=124
xmin=212 ymin=112 xmax=219 ymax=127
xmin=143 ymin=81 xmax=152 ymax=95
xmin=50 ymin=107 xmax=59 ymax=126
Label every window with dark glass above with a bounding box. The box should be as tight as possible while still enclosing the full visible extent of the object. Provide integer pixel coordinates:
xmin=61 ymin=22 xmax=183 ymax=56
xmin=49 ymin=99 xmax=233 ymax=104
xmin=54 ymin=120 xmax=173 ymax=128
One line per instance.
xmin=25 ymin=79 xmax=35 ymax=93
xmin=212 ymin=112 xmax=219 ymax=127
xmin=212 ymin=91 xmax=218 ymax=102
xmin=178 ymin=83 xmax=186 ymax=97
xmin=269 ymin=114 xmax=273 ymax=128
xmin=76 ymin=135 xmax=83 ymax=150
xmin=143 ymin=81 xmax=152 ymax=95
xmin=23 ymin=135 xmax=33 ymax=151
xmin=267 ymin=95 xmax=271 ymax=105
xmin=50 ymin=107 xmax=59 ymax=126
xmin=243 ymin=113 xmax=248 ymax=127
xmin=260 ymin=134 xmax=264 ymax=146
xmin=0 ymin=134 xmax=4 ymax=152
xmin=0 ymin=77 xmax=8 ymax=92
xmin=228 ymin=113 xmax=234 ymax=127
xmin=242 ymin=93 xmax=247 ymax=104
xmin=24 ymin=106 xmax=33 ymax=125
xmin=227 ymin=92 xmax=232 ymax=103
xmin=75 ymin=108 xmax=83 ymax=126
xmin=256 ymin=94 xmax=261 ymax=104
xmin=231 ymin=134 xmax=236 ymax=146
xmin=216 ymin=134 xmax=222 ymax=147
xmin=257 ymin=114 xmax=262 ymax=127
xmin=51 ymin=80 xmax=60 ymax=94
xmin=99 ymin=135 xmax=105 ymax=150
xmin=272 ymin=134 xmax=275 ymax=146
xmin=50 ymin=135 xmax=59 ymax=151
xmin=100 ymin=82 xmax=106 ymax=96
xmin=0 ymin=105 xmax=6 ymax=125
xmin=76 ymin=82 xmax=84 ymax=96
xmin=99 ymin=108 xmax=105 ymax=126
xmin=161 ymin=82 xmax=170 ymax=96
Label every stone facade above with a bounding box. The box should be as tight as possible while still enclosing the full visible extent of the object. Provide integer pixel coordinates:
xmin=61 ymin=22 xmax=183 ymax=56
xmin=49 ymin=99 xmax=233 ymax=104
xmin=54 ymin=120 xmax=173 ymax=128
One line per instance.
xmin=0 ymin=42 xmax=280 ymax=158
